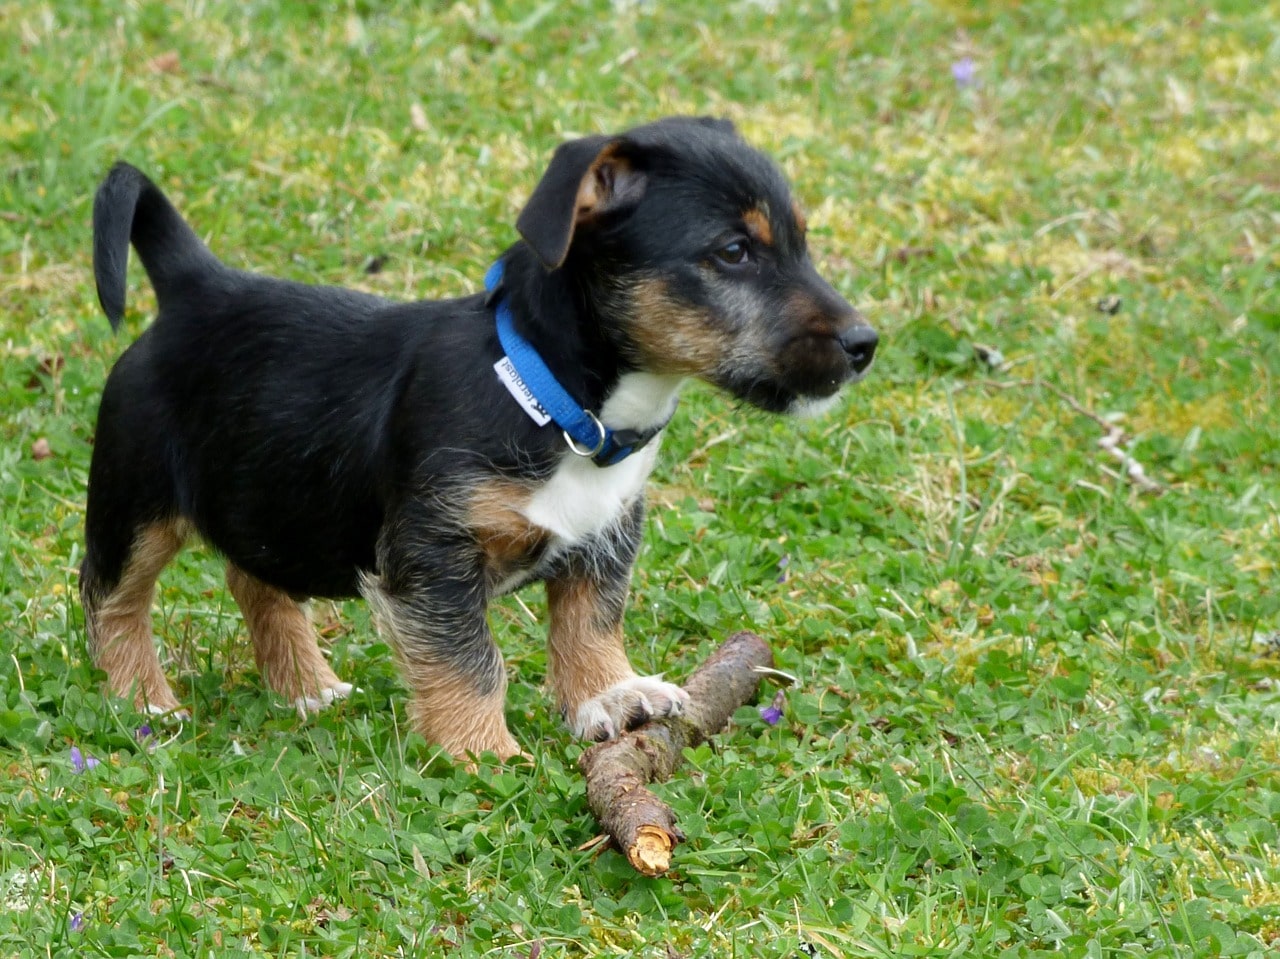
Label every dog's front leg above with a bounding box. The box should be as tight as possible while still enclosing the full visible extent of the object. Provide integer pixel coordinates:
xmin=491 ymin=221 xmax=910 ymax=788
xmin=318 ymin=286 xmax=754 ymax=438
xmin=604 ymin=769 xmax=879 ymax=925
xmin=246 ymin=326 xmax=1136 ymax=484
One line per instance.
xmin=361 ymin=521 xmax=521 ymax=762
xmin=546 ymin=500 xmax=690 ymax=742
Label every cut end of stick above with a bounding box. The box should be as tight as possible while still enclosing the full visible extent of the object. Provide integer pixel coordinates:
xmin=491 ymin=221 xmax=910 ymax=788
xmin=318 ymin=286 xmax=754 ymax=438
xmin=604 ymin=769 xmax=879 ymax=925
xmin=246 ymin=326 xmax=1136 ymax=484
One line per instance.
xmin=627 ymin=825 xmax=676 ymax=877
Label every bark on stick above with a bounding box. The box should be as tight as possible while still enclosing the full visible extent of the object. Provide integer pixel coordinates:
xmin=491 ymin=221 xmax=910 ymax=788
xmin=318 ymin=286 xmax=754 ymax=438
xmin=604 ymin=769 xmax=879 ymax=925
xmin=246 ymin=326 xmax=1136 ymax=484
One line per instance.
xmin=578 ymin=630 xmax=775 ymax=877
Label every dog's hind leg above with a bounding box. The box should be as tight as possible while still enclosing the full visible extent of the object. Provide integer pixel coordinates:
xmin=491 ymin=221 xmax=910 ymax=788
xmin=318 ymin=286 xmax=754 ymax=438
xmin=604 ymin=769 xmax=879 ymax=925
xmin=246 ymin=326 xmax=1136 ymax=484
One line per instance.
xmin=360 ymin=514 xmax=521 ymax=762
xmin=81 ymin=518 xmax=189 ymax=716
xmin=225 ymin=564 xmax=352 ymax=715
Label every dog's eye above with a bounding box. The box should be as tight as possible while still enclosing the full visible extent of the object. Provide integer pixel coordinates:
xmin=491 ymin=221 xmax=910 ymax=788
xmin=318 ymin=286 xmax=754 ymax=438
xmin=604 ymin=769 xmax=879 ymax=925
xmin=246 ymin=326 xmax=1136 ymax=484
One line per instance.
xmin=714 ymin=240 xmax=750 ymax=266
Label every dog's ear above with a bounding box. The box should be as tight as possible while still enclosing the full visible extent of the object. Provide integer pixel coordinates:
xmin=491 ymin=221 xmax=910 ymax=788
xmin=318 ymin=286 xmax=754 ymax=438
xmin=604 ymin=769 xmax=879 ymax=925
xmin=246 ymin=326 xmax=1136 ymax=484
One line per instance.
xmin=517 ymin=134 xmax=647 ymax=270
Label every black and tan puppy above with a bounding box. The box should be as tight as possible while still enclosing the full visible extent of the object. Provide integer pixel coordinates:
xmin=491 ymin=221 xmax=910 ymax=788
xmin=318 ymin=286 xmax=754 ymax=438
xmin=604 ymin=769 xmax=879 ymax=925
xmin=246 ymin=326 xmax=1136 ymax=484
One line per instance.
xmin=81 ymin=117 xmax=877 ymax=760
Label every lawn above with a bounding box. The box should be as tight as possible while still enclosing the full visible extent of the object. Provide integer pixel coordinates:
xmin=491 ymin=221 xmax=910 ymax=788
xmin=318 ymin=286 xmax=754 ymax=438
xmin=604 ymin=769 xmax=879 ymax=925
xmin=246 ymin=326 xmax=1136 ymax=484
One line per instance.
xmin=2 ymin=1 xmax=1278 ymax=956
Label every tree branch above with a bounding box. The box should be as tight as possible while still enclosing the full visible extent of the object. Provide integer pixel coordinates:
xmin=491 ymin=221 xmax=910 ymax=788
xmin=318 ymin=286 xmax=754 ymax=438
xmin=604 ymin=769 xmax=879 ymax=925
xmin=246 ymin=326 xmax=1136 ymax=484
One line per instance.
xmin=578 ymin=631 xmax=775 ymax=876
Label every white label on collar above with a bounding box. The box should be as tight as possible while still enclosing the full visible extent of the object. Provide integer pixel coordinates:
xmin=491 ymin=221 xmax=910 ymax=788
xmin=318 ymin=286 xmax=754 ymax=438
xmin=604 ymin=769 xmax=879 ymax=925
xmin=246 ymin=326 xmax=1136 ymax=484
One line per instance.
xmin=494 ymin=356 xmax=552 ymax=426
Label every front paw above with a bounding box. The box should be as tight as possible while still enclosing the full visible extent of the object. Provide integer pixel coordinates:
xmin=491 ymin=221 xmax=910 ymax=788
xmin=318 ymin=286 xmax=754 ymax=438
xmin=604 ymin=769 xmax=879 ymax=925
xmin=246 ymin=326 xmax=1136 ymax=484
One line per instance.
xmin=566 ymin=675 xmax=691 ymax=742
xmin=292 ymin=681 xmax=357 ymax=719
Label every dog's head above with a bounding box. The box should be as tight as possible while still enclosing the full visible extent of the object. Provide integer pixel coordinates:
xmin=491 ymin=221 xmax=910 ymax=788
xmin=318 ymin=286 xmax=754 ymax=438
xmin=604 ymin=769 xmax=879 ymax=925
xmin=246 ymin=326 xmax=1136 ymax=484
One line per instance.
xmin=517 ymin=116 xmax=877 ymax=415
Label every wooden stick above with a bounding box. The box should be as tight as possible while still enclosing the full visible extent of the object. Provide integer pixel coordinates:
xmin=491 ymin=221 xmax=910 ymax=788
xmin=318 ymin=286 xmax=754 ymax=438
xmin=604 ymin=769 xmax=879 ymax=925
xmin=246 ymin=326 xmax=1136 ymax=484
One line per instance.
xmin=578 ymin=630 xmax=775 ymax=877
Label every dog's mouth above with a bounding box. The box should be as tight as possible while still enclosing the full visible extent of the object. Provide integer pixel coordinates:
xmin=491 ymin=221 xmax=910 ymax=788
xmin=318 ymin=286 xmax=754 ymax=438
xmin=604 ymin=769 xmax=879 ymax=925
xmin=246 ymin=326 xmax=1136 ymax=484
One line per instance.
xmin=782 ymin=325 xmax=879 ymax=404
xmin=710 ymin=324 xmax=878 ymax=417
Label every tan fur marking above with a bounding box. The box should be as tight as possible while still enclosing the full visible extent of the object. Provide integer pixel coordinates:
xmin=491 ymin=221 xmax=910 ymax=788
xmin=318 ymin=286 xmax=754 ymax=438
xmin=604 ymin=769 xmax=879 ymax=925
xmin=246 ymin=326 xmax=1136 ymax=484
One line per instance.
xmin=546 ymin=577 xmax=634 ymax=715
xmin=469 ymin=480 xmax=547 ymax=578
xmin=575 ymin=145 xmax=628 ymax=219
xmin=575 ymin=162 xmax=603 ymax=216
xmin=225 ymin=564 xmax=341 ymax=701
xmin=630 ymin=277 xmax=731 ymax=375
xmin=791 ymin=199 xmax=808 ymax=235
xmin=742 ymin=206 xmax=773 ymax=246
xmin=360 ymin=572 xmax=522 ymax=761
xmin=786 ymin=288 xmax=835 ymax=335
xmin=84 ymin=519 xmax=189 ymax=713
xmin=403 ymin=665 xmax=521 ymax=761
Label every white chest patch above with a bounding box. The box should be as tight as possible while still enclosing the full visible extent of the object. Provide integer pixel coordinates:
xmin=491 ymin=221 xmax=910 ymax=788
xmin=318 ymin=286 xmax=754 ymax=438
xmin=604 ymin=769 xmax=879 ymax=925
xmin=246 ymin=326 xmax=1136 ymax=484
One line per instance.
xmin=523 ymin=442 xmax=660 ymax=545
xmin=521 ymin=372 xmax=683 ymax=547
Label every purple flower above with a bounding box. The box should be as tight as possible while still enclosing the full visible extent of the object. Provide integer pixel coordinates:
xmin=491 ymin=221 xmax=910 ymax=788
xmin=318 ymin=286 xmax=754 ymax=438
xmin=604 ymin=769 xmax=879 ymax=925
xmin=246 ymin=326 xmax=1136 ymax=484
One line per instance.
xmin=70 ymin=913 xmax=85 ymax=933
xmin=69 ymin=746 xmax=100 ymax=773
xmin=951 ymin=57 xmax=978 ymax=88
xmin=136 ymin=724 xmax=154 ymax=741
xmin=760 ymin=690 xmax=787 ymax=726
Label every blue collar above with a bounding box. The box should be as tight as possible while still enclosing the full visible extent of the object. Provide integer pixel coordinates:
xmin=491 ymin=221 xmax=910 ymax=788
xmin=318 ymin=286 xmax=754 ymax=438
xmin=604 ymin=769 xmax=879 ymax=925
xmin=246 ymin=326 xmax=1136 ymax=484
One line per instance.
xmin=484 ymin=260 xmax=668 ymax=468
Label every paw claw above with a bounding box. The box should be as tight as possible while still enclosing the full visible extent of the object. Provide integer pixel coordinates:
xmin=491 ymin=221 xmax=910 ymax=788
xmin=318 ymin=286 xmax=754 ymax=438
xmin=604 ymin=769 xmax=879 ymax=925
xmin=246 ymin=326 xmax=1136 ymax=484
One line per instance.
xmin=624 ymin=699 xmax=653 ymax=730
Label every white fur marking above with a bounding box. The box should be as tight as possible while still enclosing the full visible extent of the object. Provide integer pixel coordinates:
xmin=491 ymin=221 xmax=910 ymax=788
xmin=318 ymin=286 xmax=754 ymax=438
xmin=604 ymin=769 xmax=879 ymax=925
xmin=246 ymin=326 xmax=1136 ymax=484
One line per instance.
xmin=146 ymin=703 xmax=190 ymax=722
xmin=599 ymin=372 xmax=684 ymax=432
xmin=789 ymin=392 xmax=844 ymax=419
xmin=293 ymin=681 xmax=356 ymax=718
xmin=572 ymin=699 xmax=618 ymax=742
xmin=568 ymin=674 xmax=691 ymax=741
xmin=524 ymin=445 xmax=657 ymax=545
xmin=522 ymin=373 xmax=683 ymax=547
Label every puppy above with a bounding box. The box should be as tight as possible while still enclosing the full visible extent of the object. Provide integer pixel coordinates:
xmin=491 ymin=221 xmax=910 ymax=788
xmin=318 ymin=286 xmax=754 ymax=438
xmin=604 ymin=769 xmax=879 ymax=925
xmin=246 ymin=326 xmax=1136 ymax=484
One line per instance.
xmin=81 ymin=116 xmax=877 ymax=760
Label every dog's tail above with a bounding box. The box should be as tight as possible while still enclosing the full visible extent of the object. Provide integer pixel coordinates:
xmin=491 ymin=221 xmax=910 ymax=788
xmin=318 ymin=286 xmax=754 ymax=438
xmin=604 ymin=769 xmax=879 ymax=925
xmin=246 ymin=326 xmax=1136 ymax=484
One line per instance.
xmin=93 ymin=162 xmax=222 ymax=330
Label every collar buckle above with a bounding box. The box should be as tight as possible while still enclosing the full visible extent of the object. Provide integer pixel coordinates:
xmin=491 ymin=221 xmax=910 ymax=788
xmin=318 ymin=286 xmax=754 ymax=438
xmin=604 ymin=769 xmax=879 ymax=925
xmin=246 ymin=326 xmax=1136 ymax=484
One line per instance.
xmin=563 ymin=410 xmax=608 ymax=458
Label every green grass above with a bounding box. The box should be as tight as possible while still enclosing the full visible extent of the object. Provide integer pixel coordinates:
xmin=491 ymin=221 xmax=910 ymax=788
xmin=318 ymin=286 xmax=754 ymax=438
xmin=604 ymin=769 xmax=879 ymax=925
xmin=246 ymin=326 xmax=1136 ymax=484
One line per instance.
xmin=3 ymin=0 xmax=1279 ymax=956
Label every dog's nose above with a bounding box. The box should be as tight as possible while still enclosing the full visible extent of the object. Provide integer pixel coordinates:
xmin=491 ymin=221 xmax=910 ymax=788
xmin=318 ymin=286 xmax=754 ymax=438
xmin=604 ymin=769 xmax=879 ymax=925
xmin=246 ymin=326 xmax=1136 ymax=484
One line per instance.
xmin=839 ymin=325 xmax=878 ymax=374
